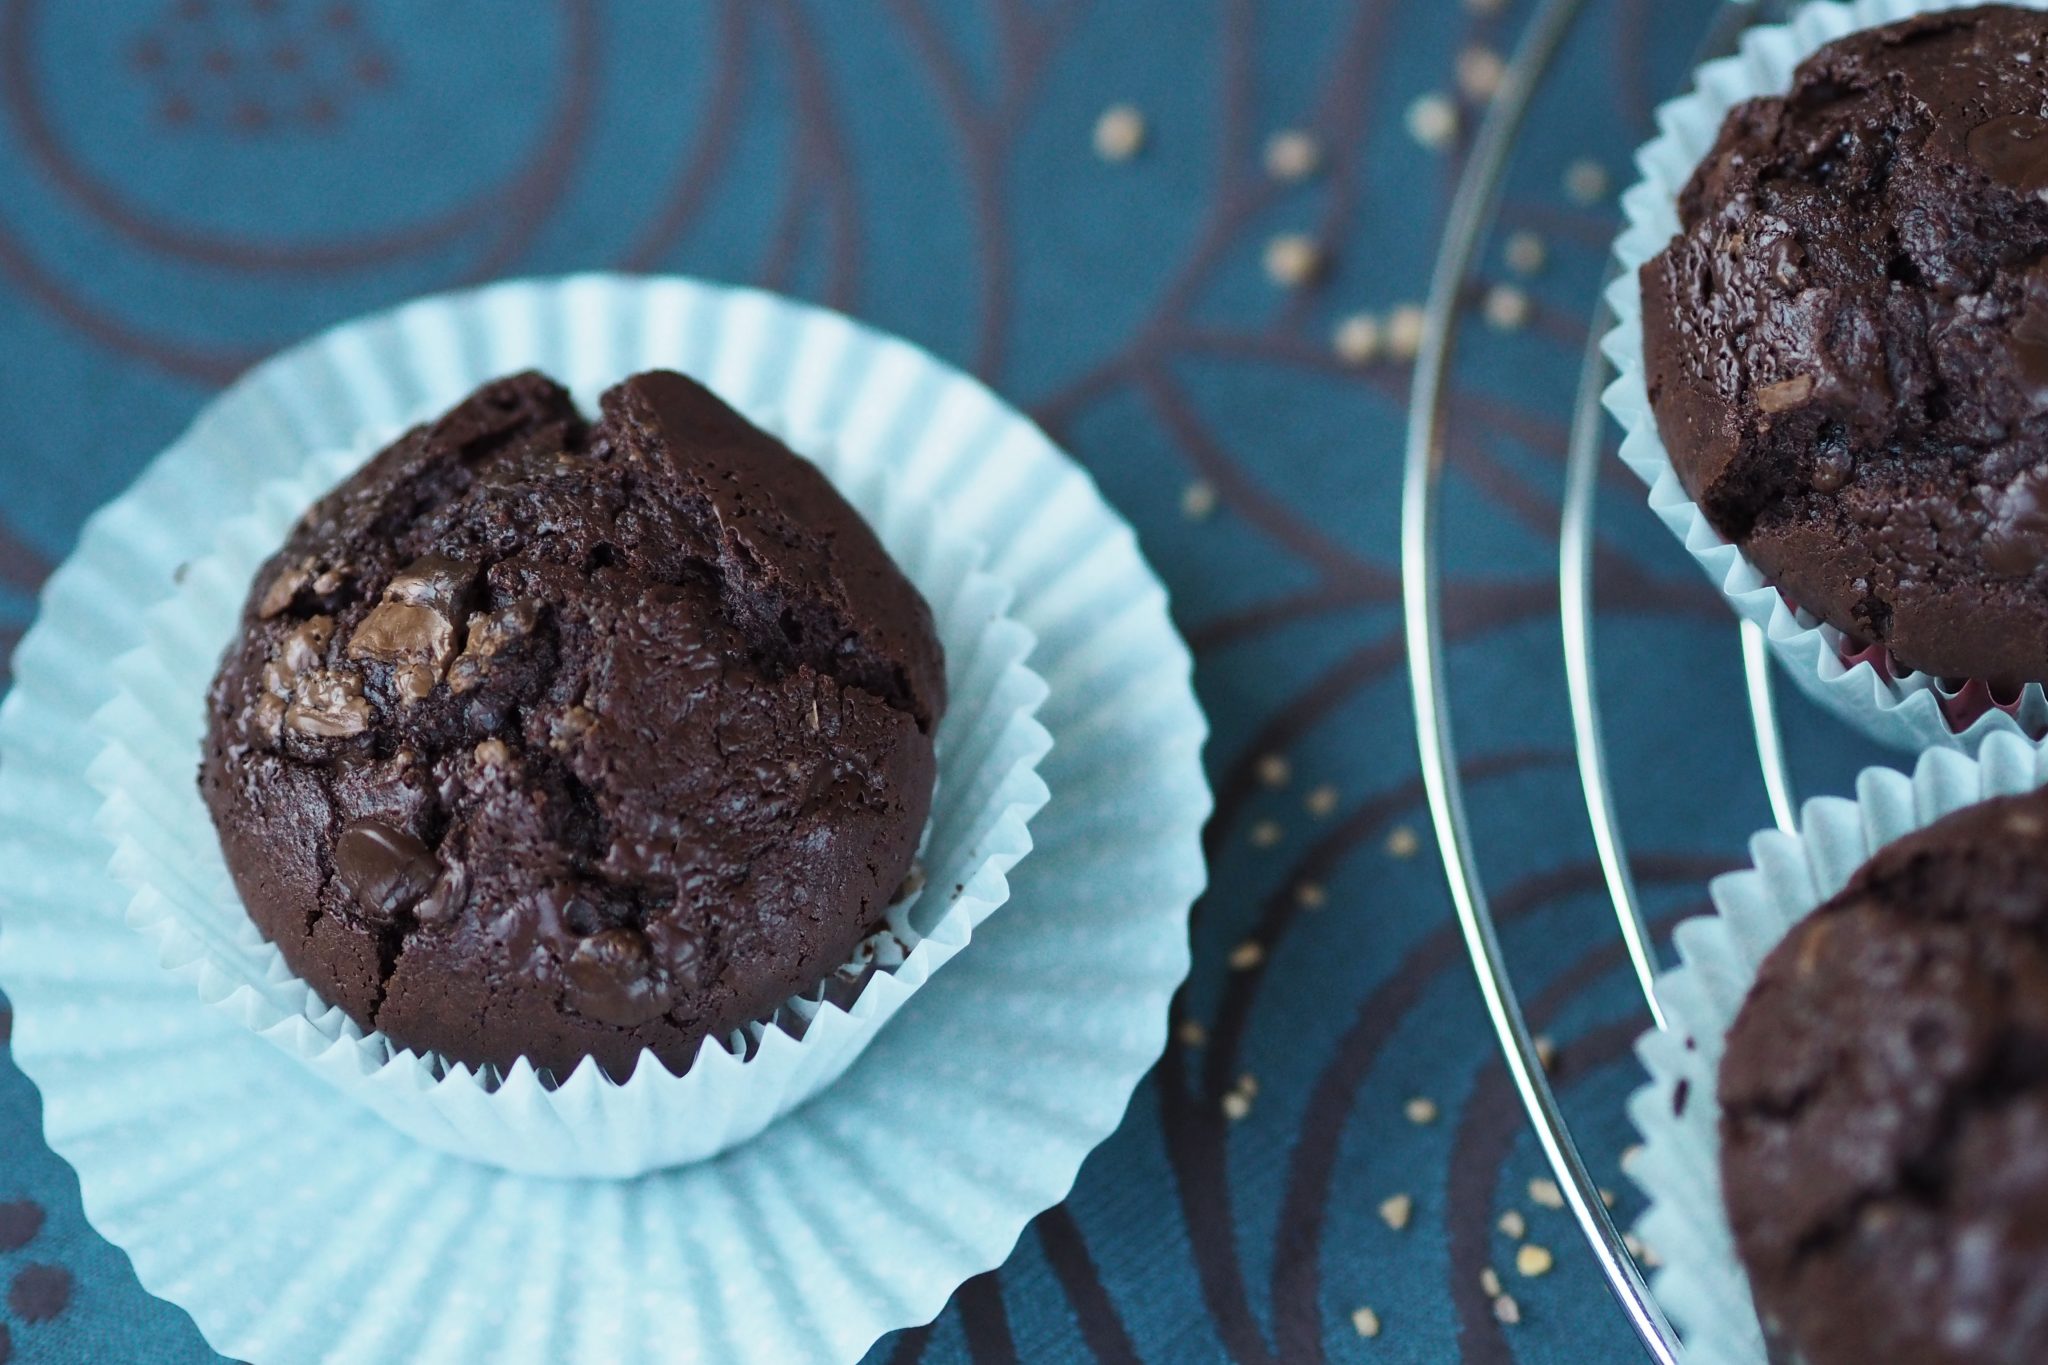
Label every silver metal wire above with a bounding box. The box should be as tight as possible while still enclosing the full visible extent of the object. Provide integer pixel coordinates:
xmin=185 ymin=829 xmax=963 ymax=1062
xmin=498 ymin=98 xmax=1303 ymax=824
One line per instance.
xmin=1401 ymin=0 xmax=1682 ymax=1357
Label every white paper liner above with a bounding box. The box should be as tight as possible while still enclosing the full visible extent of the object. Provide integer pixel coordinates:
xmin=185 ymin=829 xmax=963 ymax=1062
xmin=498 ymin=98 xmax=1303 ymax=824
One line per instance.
xmin=0 ymin=274 xmax=1210 ymax=1364
xmin=87 ymin=410 xmax=1048 ymax=1178
xmin=1604 ymin=0 xmax=2048 ymax=755
xmin=1630 ymin=730 xmax=2048 ymax=1364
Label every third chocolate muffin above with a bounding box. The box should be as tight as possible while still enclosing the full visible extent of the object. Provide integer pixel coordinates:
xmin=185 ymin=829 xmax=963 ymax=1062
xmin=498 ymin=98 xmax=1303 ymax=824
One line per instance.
xmin=1720 ymin=788 xmax=2048 ymax=1364
xmin=1642 ymin=6 xmax=2048 ymax=688
xmin=200 ymin=369 xmax=945 ymax=1079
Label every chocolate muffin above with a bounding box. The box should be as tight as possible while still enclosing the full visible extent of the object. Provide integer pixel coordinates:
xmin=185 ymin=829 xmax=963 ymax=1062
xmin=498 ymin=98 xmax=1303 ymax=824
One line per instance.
xmin=200 ymin=370 xmax=945 ymax=1079
xmin=1642 ymin=6 xmax=2048 ymax=688
xmin=1720 ymin=790 xmax=2048 ymax=1364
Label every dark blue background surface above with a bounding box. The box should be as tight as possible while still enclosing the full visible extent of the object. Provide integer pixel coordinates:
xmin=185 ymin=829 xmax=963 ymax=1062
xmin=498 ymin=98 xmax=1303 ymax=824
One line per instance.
xmin=0 ymin=1 xmax=1899 ymax=1361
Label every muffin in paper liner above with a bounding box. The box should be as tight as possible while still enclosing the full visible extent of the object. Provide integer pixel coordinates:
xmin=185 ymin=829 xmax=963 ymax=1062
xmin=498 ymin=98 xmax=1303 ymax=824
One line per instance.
xmin=1602 ymin=0 xmax=2048 ymax=755
xmin=0 ymin=275 xmax=1209 ymax=1365
xmin=1629 ymin=731 xmax=2048 ymax=1364
xmin=87 ymin=409 xmax=1047 ymax=1178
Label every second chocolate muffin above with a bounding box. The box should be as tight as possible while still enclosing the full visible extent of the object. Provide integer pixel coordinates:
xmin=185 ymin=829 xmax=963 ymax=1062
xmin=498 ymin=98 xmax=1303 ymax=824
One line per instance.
xmin=1642 ymin=6 xmax=2048 ymax=687
xmin=1721 ymin=789 xmax=2048 ymax=1364
xmin=200 ymin=370 xmax=945 ymax=1079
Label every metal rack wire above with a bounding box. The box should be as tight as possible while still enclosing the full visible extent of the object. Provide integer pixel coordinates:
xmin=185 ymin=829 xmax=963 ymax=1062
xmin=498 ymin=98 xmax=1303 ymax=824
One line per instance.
xmin=1402 ymin=1 xmax=1798 ymax=1358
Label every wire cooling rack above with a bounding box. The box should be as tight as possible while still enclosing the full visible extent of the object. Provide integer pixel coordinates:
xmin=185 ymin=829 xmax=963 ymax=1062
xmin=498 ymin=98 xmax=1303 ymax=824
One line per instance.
xmin=1404 ymin=1 xmax=1802 ymax=1359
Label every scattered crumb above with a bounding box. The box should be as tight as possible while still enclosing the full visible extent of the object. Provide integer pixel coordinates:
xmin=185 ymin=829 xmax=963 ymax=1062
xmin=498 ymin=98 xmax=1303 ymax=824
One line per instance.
xmin=1493 ymin=1294 xmax=1522 ymax=1325
xmin=1228 ymin=940 xmax=1266 ymax=971
xmin=1295 ymin=881 xmax=1328 ymax=910
xmin=1094 ymin=103 xmax=1146 ymax=161
xmin=1222 ymin=1090 xmax=1252 ymax=1121
xmin=1498 ymin=1209 xmax=1526 ymax=1240
xmin=1351 ymin=1306 xmax=1382 ymax=1338
xmin=1332 ymin=312 xmax=1382 ymax=365
xmin=1177 ymin=1018 xmax=1208 ymax=1049
xmin=1386 ymin=304 xmax=1427 ymax=361
xmin=1516 ymin=1244 xmax=1554 ymax=1278
xmin=1264 ymin=232 xmax=1326 ymax=288
xmin=1529 ymin=1177 xmax=1564 ymax=1210
xmin=1406 ymin=93 xmax=1459 ymax=151
xmin=1379 ymin=1193 xmax=1414 ymax=1231
xmin=1181 ymin=479 xmax=1218 ymax=520
xmin=1386 ymin=824 xmax=1421 ymax=859
xmin=1238 ymin=1073 xmax=1260 ymax=1099
xmin=1264 ymin=128 xmax=1322 ymax=182
xmin=1565 ymin=157 xmax=1610 ymax=205
xmin=1405 ymin=1096 xmax=1439 ymax=1126
xmin=1482 ymin=284 xmax=1531 ymax=331
xmin=1625 ymin=1233 xmax=1662 ymax=1269
xmin=1257 ymin=753 xmax=1292 ymax=788
xmin=1304 ymin=783 xmax=1340 ymax=818
xmin=1505 ymin=230 xmax=1547 ymax=275
xmin=1457 ymin=46 xmax=1506 ymax=102
xmin=1534 ymin=1034 xmax=1557 ymax=1073
xmin=1251 ymin=819 xmax=1284 ymax=848
xmin=1621 ymin=1144 xmax=1644 ymax=1172
xmin=1600 ymin=1188 xmax=1616 ymax=1209
xmin=1480 ymin=1267 xmax=1503 ymax=1299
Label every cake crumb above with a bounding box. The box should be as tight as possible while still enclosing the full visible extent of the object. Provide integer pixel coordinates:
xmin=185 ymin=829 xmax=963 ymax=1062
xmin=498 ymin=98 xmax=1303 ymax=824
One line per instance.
xmin=1295 ymin=881 xmax=1328 ymax=910
xmin=1094 ymin=103 xmax=1146 ymax=161
xmin=1493 ymin=1294 xmax=1522 ymax=1325
xmin=1351 ymin=1306 xmax=1381 ymax=1338
xmin=1480 ymin=1267 xmax=1503 ymax=1299
xmin=1387 ymin=305 xmax=1428 ymax=361
xmin=1333 ymin=312 xmax=1383 ymax=365
xmin=1386 ymin=824 xmax=1421 ymax=859
xmin=1264 ymin=232 xmax=1326 ymax=288
xmin=1264 ymin=128 xmax=1323 ymax=182
xmin=1407 ymin=93 xmax=1459 ymax=151
xmin=1516 ymin=1244 xmax=1554 ymax=1278
xmin=1251 ymin=819 xmax=1284 ymax=848
xmin=1483 ymin=284 xmax=1531 ymax=331
xmin=1498 ymin=1209 xmax=1526 ymax=1239
xmin=1565 ymin=157 xmax=1610 ymax=205
xmin=1600 ymin=1188 xmax=1616 ymax=1209
xmin=1177 ymin=1018 xmax=1208 ymax=1049
xmin=1304 ymin=783 xmax=1340 ymax=818
xmin=1379 ymin=1193 xmax=1414 ymax=1231
xmin=1257 ymin=753 xmax=1292 ymax=788
xmin=1222 ymin=1090 xmax=1252 ymax=1121
xmin=1229 ymin=940 xmax=1266 ymax=971
xmin=1181 ymin=479 xmax=1217 ymax=520
xmin=1534 ymin=1034 xmax=1558 ymax=1073
xmin=1529 ymin=1177 xmax=1564 ymax=1209
xmin=1505 ymin=230 xmax=1547 ymax=275
xmin=1405 ymin=1096 xmax=1439 ymax=1125
xmin=1457 ymin=46 xmax=1506 ymax=102
xmin=1621 ymin=1143 xmax=1644 ymax=1172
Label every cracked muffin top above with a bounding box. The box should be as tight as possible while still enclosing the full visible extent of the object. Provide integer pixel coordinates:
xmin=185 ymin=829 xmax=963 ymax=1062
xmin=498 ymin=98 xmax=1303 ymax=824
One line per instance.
xmin=1720 ymin=788 xmax=2048 ymax=1365
xmin=1642 ymin=6 xmax=2048 ymax=687
xmin=200 ymin=369 xmax=944 ymax=1079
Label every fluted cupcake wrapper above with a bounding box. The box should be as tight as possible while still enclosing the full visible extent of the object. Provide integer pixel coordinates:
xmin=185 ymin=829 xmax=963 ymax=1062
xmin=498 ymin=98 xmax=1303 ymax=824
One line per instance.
xmin=0 ymin=275 xmax=1209 ymax=1364
xmin=1603 ymin=0 xmax=2048 ymax=755
xmin=1628 ymin=731 xmax=2048 ymax=1364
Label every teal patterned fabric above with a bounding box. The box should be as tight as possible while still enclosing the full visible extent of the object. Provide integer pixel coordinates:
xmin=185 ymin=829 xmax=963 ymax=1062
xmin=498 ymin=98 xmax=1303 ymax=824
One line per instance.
xmin=0 ymin=1 xmax=1899 ymax=1361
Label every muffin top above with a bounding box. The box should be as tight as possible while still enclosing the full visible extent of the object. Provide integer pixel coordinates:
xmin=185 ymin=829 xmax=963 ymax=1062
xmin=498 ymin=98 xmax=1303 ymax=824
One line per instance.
xmin=200 ymin=370 xmax=944 ymax=1078
xmin=1720 ymin=789 xmax=2048 ymax=1365
xmin=1642 ymin=5 xmax=2048 ymax=687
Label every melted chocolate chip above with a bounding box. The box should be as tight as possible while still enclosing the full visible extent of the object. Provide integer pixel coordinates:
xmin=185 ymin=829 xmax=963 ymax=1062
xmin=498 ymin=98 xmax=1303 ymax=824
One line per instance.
xmin=1986 ymin=468 xmax=2048 ymax=578
xmin=1969 ymin=112 xmax=2048 ymax=193
xmin=563 ymin=927 xmax=672 ymax=1027
xmin=385 ymin=554 xmax=478 ymax=617
xmin=347 ymin=601 xmax=453 ymax=667
xmin=284 ymin=669 xmax=370 ymax=738
xmin=334 ymin=819 xmax=440 ymax=921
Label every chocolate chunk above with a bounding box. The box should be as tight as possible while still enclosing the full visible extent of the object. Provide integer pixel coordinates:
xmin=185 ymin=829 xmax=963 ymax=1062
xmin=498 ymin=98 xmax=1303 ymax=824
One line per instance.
xmin=334 ymin=819 xmax=440 ymax=921
xmin=284 ymin=669 xmax=369 ymax=738
xmin=257 ymin=561 xmax=311 ymax=619
xmin=385 ymin=554 xmax=478 ymax=617
xmin=1969 ymin=111 xmax=2048 ymax=193
xmin=1756 ymin=375 xmax=1814 ymax=414
xmin=563 ymin=927 xmax=672 ymax=1028
xmin=447 ymin=600 xmax=539 ymax=694
xmin=347 ymin=601 xmax=453 ymax=667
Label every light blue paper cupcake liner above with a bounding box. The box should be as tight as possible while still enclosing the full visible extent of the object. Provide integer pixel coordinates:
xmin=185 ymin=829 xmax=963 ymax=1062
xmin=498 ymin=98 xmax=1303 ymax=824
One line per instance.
xmin=1603 ymin=0 xmax=2048 ymax=755
xmin=0 ymin=275 xmax=1210 ymax=1364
